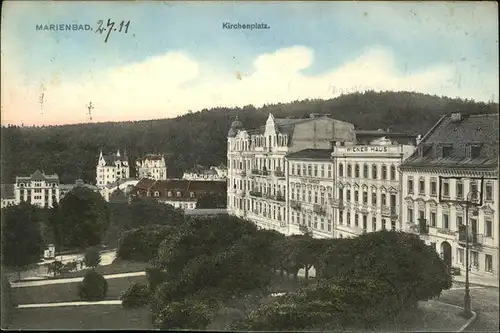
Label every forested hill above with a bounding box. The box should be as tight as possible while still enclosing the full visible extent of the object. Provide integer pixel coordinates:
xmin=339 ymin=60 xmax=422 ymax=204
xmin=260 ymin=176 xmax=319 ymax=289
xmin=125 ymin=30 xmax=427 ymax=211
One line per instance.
xmin=1 ymin=90 xmax=498 ymax=184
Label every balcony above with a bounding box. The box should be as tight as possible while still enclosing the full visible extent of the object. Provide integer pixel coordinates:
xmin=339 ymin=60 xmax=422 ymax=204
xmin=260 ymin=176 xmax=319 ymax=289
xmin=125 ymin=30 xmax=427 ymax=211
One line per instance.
xmin=331 ymin=198 xmax=344 ymax=209
xmin=457 ymin=225 xmax=483 ymax=248
xmin=290 ymin=200 xmax=301 ymax=210
xmin=249 ymin=190 xmax=262 ymax=198
xmin=237 ymin=169 xmax=247 ymax=176
xmin=251 ymin=169 xmax=260 ymax=175
xmin=274 ymin=170 xmax=285 ymax=178
xmin=381 ymin=206 xmax=398 ymax=219
xmin=313 ymin=204 xmax=327 ymax=215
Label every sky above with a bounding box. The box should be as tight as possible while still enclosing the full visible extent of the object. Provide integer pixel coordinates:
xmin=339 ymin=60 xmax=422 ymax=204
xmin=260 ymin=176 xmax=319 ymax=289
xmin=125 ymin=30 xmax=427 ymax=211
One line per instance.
xmin=1 ymin=1 xmax=498 ymax=126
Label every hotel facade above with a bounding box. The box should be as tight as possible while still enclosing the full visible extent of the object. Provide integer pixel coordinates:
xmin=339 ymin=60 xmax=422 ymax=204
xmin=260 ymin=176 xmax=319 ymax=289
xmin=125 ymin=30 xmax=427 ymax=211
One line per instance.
xmin=331 ymin=138 xmax=416 ymax=238
xmin=400 ymin=112 xmax=499 ymax=285
xmin=226 ymin=113 xmax=355 ymax=233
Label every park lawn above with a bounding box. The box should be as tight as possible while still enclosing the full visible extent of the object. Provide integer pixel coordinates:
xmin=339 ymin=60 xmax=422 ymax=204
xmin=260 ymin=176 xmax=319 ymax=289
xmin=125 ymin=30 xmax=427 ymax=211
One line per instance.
xmin=11 ymin=275 xmax=147 ymax=305
xmin=9 ymin=305 xmax=153 ymax=330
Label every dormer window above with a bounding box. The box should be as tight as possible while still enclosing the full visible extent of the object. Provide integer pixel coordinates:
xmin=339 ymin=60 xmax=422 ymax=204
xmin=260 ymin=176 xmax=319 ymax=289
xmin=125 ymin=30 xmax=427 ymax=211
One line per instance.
xmin=154 ymin=191 xmax=159 ymax=197
xmin=190 ymin=192 xmax=195 ymax=198
xmin=419 ymin=143 xmax=433 ymax=157
xmin=466 ymin=144 xmax=482 ymax=159
xmin=441 ymin=144 xmax=453 ymax=158
xmin=167 ymin=191 xmax=172 ymax=197
xmin=177 ymin=191 xmax=181 ymax=197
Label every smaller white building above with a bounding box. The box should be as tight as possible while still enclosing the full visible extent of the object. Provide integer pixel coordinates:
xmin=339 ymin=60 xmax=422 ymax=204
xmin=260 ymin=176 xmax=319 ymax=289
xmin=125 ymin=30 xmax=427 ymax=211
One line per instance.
xmin=96 ymin=150 xmax=130 ymax=188
xmin=136 ymin=154 xmax=167 ymax=180
xmin=182 ymin=165 xmax=227 ymax=181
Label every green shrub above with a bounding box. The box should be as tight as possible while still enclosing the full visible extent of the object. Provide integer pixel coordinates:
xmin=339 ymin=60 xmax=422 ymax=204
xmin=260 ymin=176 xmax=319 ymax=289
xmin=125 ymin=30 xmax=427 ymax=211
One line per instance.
xmin=153 ymin=297 xmax=216 ymax=329
xmin=121 ymin=282 xmax=150 ymax=308
xmin=78 ymin=271 xmax=108 ymax=301
xmin=117 ymin=225 xmax=177 ymax=262
xmin=145 ymin=267 xmax=168 ymax=292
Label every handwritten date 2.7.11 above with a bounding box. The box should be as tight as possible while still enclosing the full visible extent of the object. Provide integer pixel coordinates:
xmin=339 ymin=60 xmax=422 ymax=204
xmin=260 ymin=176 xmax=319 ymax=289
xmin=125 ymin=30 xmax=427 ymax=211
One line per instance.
xmin=96 ymin=19 xmax=131 ymax=43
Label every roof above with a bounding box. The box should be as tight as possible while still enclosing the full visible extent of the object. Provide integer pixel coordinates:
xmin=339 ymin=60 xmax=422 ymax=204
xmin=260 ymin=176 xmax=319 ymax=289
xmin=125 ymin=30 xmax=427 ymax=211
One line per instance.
xmin=101 ymin=152 xmax=128 ymax=166
xmin=16 ymin=170 xmax=59 ymax=182
xmin=136 ymin=154 xmax=164 ymax=162
xmin=134 ymin=179 xmax=227 ymax=194
xmin=285 ymin=149 xmax=333 ymax=160
xmin=1 ymin=184 xmax=15 ymax=199
xmin=400 ymin=113 xmax=499 ymax=170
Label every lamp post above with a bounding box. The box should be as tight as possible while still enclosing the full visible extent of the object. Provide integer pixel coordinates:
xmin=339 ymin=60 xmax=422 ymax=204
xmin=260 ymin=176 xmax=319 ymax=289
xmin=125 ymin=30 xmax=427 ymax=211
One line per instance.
xmin=463 ymin=189 xmax=479 ymax=318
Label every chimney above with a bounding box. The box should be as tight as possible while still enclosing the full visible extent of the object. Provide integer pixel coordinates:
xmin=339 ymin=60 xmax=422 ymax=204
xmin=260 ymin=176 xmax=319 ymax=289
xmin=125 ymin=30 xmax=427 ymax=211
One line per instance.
xmin=450 ymin=112 xmax=462 ymax=122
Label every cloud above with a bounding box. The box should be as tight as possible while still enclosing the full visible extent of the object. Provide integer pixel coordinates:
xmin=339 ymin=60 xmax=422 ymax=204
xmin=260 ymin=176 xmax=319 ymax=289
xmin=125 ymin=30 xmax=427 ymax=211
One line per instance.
xmin=1 ymin=45 xmax=498 ymax=126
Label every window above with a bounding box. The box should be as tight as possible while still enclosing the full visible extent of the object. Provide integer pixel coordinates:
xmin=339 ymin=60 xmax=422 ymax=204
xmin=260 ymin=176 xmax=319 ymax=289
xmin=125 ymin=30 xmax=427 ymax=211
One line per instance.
xmin=177 ymin=191 xmax=181 ymax=197
xmin=355 ymin=164 xmax=360 ymax=178
xmin=457 ymin=215 xmax=463 ymax=227
xmin=314 ymin=165 xmax=318 ymax=177
xmin=338 ymin=189 xmax=344 ymax=201
xmin=339 ymin=211 xmax=343 ymax=224
xmin=431 ymin=212 xmax=436 ymax=228
xmin=443 ymin=181 xmax=450 ymax=198
xmin=339 ymin=164 xmax=344 ymax=177
xmin=354 ymin=213 xmax=359 ymax=227
xmin=456 ymin=181 xmax=463 ymax=199
xmin=467 ymin=144 xmax=481 ymax=159
xmin=430 ymin=178 xmax=437 ymax=196
xmin=408 ymin=178 xmax=414 ymax=194
xmin=407 ymin=208 xmax=414 ymax=223
xmin=362 ymin=191 xmax=368 ymax=204
xmin=371 ymin=192 xmax=377 ymax=205
xmin=485 ymin=183 xmax=493 ymax=201
xmin=362 ymin=215 xmax=367 ymax=231
xmin=372 ymin=165 xmax=378 ymax=179
xmin=457 ymin=248 xmax=464 ymax=265
xmin=390 ymin=165 xmax=396 ymax=180
xmin=391 ymin=220 xmax=396 ymax=231
xmin=168 ymin=191 xmax=172 ymax=197
xmin=485 ymin=254 xmax=493 ymax=273
xmin=382 ymin=219 xmax=387 ymax=230
xmin=471 ymin=251 xmax=479 ymax=268
xmin=381 ymin=193 xmax=386 ymax=206
xmin=308 ymin=164 xmax=312 ymax=176
xmin=419 ymin=210 xmax=425 ymax=221
xmin=419 ymin=178 xmax=425 ymax=195
xmin=347 ymin=212 xmax=351 ymax=225
xmin=347 ymin=164 xmax=352 ymax=177
xmin=361 ymin=165 xmax=367 ymax=178
xmin=321 ymin=165 xmax=325 ymax=178
xmin=470 ymin=181 xmax=478 ymax=202
xmin=443 ymin=213 xmax=449 ymax=229
xmin=354 ymin=190 xmax=359 ymax=203
xmin=346 ymin=190 xmax=351 ymax=202
xmin=327 ymin=165 xmax=332 ymax=178
xmin=372 ymin=217 xmax=377 ymax=231
xmin=291 ymin=164 xmax=295 ymax=175
xmin=485 ymin=218 xmax=493 ymax=237
xmin=381 ymin=166 xmax=387 ymax=180
xmin=442 ymin=144 xmax=453 ymax=158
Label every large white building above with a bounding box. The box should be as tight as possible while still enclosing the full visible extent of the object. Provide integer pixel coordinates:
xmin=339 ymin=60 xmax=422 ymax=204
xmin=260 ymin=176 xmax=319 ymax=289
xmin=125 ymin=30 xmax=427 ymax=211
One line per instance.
xmin=331 ymin=137 xmax=416 ymax=239
xmin=136 ymin=154 xmax=167 ymax=180
xmin=96 ymin=150 xmax=130 ymax=188
xmin=286 ymin=149 xmax=335 ymax=238
xmin=400 ymin=112 xmax=499 ymax=285
xmin=14 ymin=170 xmax=61 ymax=208
xmin=227 ymin=113 xmax=356 ymax=233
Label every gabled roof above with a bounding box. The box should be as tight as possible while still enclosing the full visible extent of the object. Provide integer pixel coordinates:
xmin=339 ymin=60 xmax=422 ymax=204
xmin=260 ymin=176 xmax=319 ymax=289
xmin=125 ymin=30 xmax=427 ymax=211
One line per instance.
xmin=400 ymin=113 xmax=499 ymax=170
xmin=285 ymin=149 xmax=333 ymax=160
xmin=101 ymin=152 xmax=128 ymax=166
xmin=16 ymin=170 xmax=59 ymax=182
xmin=1 ymin=184 xmax=15 ymax=199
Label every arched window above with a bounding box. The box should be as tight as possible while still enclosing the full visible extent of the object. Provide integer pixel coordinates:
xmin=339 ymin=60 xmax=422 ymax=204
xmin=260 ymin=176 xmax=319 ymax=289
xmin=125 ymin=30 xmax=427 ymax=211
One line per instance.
xmin=381 ymin=165 xmax=387 ymax=180
xmin=339 ymin=163 xmax=344 ymax=177
xmin=347 ymin=164 xmax=352 ymax=177
xmin=390 ymin=165 xmax=396 ymax=180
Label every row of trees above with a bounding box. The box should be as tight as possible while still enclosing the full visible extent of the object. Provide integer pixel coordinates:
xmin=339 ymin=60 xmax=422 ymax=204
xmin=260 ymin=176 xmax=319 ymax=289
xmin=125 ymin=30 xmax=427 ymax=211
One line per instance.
xmin=117 ymin=214 xmax=452 ymax=330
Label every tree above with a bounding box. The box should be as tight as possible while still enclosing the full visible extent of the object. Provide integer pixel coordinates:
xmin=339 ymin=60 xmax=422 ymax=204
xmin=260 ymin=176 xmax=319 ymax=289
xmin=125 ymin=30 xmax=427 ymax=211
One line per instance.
xmin=83 ymin=248 xmax=102 ymax=271
xmin=318 ymin=230 xmax=452 ymax=307
xmin=117 ymin=225 xmax=178 ymax=262
xmin=127 ymin=196 xmax=185 ymax=228
xmin=196 ymin=192 xmax=227 ymax=209
xmin=1 ymin=203 xmax=45 ymax=280
xmin=50 ymin=187 xmax=110 ymax=250
xmin=151 ymin=215 xmax=277 ymax=327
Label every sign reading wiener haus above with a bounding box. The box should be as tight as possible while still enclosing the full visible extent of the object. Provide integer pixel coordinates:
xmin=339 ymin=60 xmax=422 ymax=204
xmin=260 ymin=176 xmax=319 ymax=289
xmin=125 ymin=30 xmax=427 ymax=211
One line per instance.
xmin=345 ymin=146 xmax=389 ymax=153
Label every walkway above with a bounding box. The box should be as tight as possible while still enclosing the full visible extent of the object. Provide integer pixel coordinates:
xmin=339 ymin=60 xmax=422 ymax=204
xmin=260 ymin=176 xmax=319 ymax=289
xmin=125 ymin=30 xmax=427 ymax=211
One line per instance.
xmin=11 ymin=271 xmax=145 ymax=288
xmin=18 ymin=300 xmax=122 ymax=308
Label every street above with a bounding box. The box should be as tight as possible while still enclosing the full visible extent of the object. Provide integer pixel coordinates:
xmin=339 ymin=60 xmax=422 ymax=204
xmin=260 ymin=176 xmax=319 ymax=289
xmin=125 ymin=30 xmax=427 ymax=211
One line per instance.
xmin=438 ymin=284 xmax=499 ymax=332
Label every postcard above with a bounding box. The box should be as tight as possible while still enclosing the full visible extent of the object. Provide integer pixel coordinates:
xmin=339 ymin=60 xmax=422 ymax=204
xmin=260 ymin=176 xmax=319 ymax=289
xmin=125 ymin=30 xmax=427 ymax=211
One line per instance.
xmin=1 ymin=1 xmax=498 ymax=331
